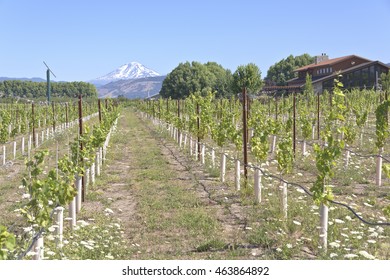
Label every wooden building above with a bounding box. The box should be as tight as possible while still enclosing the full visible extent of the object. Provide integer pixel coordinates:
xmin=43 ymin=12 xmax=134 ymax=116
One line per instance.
xmin=287 ymin=54 xmax=390 ymax=93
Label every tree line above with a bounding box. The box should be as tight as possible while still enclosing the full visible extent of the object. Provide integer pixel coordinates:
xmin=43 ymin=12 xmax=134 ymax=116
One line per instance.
xmin=0 ymin=80 xmax=98 ymax=100
xmin=160 ymin=54 xmax=315 ymax=99
xmin=160 ymin=61 xmax=263 ymax=99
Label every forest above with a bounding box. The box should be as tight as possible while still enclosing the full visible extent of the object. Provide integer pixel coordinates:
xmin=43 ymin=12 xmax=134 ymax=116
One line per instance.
xmin=0 ymin=80 xmax=98 ymax=100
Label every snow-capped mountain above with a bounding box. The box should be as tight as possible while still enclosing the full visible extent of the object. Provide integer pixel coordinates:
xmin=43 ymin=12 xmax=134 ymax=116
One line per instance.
xmin=91 ymin=62 xmax=160 ymax=86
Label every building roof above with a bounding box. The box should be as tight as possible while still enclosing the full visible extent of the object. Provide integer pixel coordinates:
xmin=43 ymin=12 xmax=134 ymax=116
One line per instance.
xmin=294 ymin=55 xmax=372 ymax=72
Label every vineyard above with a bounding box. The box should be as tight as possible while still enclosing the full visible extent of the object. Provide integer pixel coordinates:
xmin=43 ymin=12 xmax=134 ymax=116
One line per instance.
xmin=1 ymin=83 xmax=390 ymax=260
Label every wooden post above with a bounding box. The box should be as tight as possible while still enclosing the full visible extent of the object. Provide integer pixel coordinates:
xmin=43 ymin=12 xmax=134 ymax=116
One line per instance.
xmin=32 ymin=103 xmax=36 ymax=147
xmin=98 ymin=99 xmax=102 ymax=123
xmin=376 ymin=148 xmax=383 ymax=186
xmin=177 ymin=99 xmax=180 ymax=143
xmin=196 ymin=103 xmax=201 ymax=161
xmin=317 ymin=92 xmax=320 ymax=140
xmin=65 ymin=103 xmax=69 ymax=128
xmin=78 ymin=95 xmax=85 ymax=201
xmin=52 ymin=102 xmax=56 ymax=132
xmin=293 ymin=91 xmax=296 ymax=158
xmin=275 ymin=97 xmax=278 ymax=121
xmin=242 ymin=87 xmax=248 ymax=180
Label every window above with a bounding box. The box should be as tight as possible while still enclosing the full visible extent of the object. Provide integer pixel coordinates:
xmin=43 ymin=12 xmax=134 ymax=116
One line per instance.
xmin=353 ymin=69 xmax=361 ymax=87
xmin=362 ymin=67 xmax=369 ymax=87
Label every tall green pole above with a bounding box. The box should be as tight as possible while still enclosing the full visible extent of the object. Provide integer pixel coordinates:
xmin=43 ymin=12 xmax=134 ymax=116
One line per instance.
xmin=46 ymin=69 xmax=51 ymax=102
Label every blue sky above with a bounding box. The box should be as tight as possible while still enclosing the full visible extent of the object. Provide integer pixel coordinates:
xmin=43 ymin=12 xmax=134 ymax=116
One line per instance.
xmin=1 ymin=0 xmax=389 ymax=81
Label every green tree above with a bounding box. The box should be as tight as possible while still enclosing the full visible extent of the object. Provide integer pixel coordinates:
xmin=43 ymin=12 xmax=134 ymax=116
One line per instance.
xmin=204 ymin=62 xmax=233 ymax=98
xmin=232 ymin=63 xmax=263 ymax=94
xmin=266 ymin=54 xmax=314 ymax=86
xmin=160 ymin=61 xmax=233 ymax=99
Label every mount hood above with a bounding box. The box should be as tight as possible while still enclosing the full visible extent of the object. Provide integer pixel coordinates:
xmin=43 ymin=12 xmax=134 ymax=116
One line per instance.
xmin=91 ymin=62 xmax=160 ymax=86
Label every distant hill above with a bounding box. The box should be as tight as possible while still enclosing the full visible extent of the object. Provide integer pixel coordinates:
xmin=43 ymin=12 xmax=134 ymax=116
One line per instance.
xmin=0 ymin=77 xmax=46 ymax=82
xmin=90 ymin=62 xmax=160 ymax=86
xmin=98 ymin=76 xmax=165 ymax=99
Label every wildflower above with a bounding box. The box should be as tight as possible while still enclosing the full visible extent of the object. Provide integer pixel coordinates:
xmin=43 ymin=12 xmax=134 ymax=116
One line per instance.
xmin=77 ymin=220 xmax=90 ymax=227
xmin=367 ymin=240 xmax=376 ymax=244
xmin=276 ymin=248 xmax=282 ymax=252
xmin=344 ymin=254 xmax=358 ymax=259
xmin=105 ymin=254 xmax=114 ymax=259
xmin=84 ymin=245 xmax=94 ymax=250
xmin=334 ymin=219 xmax=345 ymax=224
xmin=377 ymin=227 xmax=384 ymax=233
xmin=296 ymin=188 xmax=305 ymax=194
xmin=26 ymin=251 xmax=37 ymax=257
xmin=23 ymin=226 xmax=33 ymax=233
xmin=286 ymin=244 xmax=293 ymax=249
xmin=22 ymin=193 xmax=30 ymax=199
xmin=329 ymin=242 xmax=340 ymax=248
xmin=359 ymin=251 xmax=375 ymax=260
xmin=330 ymin=253 xmax=338 ymax=258
xmin=369 ymin=232 xmax=378 ymax=238
xmin=47 ymin=235 xmax=55 ymax=241
xmin=48 ymin=226 xmax=57 ymax=232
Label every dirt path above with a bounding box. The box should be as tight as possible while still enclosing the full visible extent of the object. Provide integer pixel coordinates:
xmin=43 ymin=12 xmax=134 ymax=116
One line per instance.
xmin=85 ymin=109 xmax=257 ymax=259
